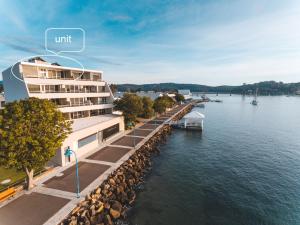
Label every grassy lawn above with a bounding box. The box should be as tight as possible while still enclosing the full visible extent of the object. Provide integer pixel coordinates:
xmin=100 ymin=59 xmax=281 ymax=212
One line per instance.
xmin=0 ymin=166 xmax=26 ymax=190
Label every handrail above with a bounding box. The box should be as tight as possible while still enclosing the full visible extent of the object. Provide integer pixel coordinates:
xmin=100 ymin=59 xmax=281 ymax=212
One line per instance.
xmin=29 ymin=90 xmax=109 ymax=94
xmin=57 ymin=102 xmax=111 ymax=108
xmin=25 ymin=76 xmax=102 ymax=82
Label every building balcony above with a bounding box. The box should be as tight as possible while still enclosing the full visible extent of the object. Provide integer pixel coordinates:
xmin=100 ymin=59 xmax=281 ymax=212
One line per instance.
xmin=25 ymin=75 xmax=101 ymax=81
xmin=37 ymin=90 xmax=105 ymax=94
xmin=57 ymin=102 xmax=112 ymax=108
xmin=29 ymin=92 xmax=111 ymax=99
xmin=24 ymin=77 xmax=106 ymax=86
xmin=58 ymin=103 xmax=114 ymax=113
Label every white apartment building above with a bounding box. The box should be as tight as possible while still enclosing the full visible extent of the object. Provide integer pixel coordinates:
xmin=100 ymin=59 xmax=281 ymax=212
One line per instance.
xmin=2 ymin=57 xmax=124 ymax=166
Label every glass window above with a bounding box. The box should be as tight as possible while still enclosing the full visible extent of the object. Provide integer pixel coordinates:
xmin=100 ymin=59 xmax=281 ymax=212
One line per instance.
xmin=27 ymin=84 xmax=40 ymax=93
xmin=78 ymin=133 xmax=97 ymax=148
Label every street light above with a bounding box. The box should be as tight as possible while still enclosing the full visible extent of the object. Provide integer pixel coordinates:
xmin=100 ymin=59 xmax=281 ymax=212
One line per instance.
xmin=64 ymin=146 xmax=80 ymax=198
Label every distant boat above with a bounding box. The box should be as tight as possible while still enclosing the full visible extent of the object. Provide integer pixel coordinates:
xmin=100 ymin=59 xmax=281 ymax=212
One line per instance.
xmin=201 ymin=94 xmax=210 ymax=102
xmin=251 ymin=88 xmax=258 ymax=106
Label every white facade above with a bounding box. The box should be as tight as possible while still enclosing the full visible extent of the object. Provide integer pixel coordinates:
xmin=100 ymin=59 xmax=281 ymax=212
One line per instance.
xmin=2 ymin=57 xmax=124 ymax=166
xmin=0 ymin=93 xmax=5 ymax=108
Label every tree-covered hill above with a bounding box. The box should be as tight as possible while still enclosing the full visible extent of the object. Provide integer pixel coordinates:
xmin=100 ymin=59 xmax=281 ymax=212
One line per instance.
xmin=116 ymin=81 xmax=300 ymax=95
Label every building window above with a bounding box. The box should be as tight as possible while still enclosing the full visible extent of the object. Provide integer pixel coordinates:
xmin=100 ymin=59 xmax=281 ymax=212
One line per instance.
xmin=101 ymin=97 xmax=107 ymax=104
xmin=90 ymin=86 xmax=97 ymax=93
xmin=27 ymin=84 xmax=40 ymax=93
xmin=78 ymin=133 xmax=97 ymax=148
xmin=70 ymin=111 xmax=85 ymax=119
xmin=90 ymin=110 xmax=98 ymax=117
xmin=45 ymin=85 xmax=56 ymax=93
xmin=92 ymin=73 xmax=101 ymax=81
xmin=39 ymin=68 xmax=47 ymax=78
xmin=103 ymin=124 xmax=119 ymax=140
xmin=70 ymin=98 xmax=84 ymax=106
xmin=63 ymin=113 xmax=70 ymax=120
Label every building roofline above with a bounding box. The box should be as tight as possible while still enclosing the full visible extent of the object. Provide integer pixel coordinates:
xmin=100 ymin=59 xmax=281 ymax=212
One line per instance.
xmin=20 ymin=61 xmax=103 ymax=74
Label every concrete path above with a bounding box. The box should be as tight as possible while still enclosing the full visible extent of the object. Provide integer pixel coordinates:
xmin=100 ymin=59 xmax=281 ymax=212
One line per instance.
xmin=0 ymin=103 xmax=190 ymax=225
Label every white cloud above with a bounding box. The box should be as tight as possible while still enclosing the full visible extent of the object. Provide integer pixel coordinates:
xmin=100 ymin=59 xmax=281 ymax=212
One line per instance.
xmin=0 ymin=0 xmax=27 ymax=32
xmin=108 ymin=2 xmax=300 ymax=85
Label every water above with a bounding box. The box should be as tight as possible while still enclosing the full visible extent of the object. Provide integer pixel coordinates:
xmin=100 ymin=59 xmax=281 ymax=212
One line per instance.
xmin=128 ymin=95 xmax=300 ymax=225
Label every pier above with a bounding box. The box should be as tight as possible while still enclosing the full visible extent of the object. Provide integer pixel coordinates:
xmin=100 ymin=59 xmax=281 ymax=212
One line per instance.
xmin=0 ymin=103 xmax=193 ymax=225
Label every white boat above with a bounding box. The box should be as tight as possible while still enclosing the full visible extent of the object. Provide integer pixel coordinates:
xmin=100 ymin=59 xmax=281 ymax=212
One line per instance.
xmin=201 ymin=95 xmax=210 ymax=102
xmin=251 ymin=88 xmax=258 ymax=106
xmin=174 ymin=111 xmax=205 ymax=131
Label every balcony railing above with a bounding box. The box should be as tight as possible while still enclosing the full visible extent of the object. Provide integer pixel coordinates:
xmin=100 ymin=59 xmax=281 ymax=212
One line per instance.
xmin=29 ymin=89 xmax=107 ymax=94
xmin=56 ymin=102 xmax=111 ymax=108
xmin=24 ymin=75 xmax=102 ymax=82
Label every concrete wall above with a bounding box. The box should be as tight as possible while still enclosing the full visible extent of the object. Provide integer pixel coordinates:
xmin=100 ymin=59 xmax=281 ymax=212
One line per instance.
xmin=2 ymin=63 xmax=29 ymax=102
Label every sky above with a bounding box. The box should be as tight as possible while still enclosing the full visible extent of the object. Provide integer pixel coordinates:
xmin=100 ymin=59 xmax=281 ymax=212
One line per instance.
xmin=0 ymin=0 xmax=299 ymax=86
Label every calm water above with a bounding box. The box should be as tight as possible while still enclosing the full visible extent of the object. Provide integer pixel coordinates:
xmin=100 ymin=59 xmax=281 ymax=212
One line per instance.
xmin=128 ymin=95 xmax=300 ymax=225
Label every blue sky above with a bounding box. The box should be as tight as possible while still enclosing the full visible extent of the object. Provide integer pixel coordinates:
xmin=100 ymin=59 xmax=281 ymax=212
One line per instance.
xmin=0 ymin=0 xmax=299 ymax=85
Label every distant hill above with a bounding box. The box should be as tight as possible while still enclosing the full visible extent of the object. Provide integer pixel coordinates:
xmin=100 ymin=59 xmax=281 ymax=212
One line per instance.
xmin=1 ymin=80 xmax=299 ymax=95
xmin=116 ymin=81 xmax=300 ymax=95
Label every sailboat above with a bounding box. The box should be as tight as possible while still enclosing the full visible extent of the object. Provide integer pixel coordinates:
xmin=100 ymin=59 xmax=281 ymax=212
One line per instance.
xmin=251 ymin=88 xmax=258 ymax=105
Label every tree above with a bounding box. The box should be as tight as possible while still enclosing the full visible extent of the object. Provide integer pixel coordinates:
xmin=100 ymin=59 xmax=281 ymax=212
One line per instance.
xmin=153 ymin=98 xmax=166 ymax=114
xmin=175 ymin=93 xmax=185 ymax=102
xmin=114 ymin=93 xmax=143 ymax=127
xmin=140 ymin=97 xmax=154 ymax=119
xmin=0 ymin=98 xmax=72 ymax=189
xmin=153 ymin=96 xmax=175 ymax=114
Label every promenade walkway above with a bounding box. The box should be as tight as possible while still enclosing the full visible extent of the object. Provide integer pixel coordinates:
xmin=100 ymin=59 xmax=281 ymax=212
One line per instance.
xmin=0 ymin=104 xmax=189 ymax=225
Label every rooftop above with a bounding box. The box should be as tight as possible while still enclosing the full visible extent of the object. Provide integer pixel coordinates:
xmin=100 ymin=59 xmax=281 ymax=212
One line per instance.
xmin=72 ymin=114 xmax=120 ymax=132
xmin=21 ymin=57 xmax=102 ymax=74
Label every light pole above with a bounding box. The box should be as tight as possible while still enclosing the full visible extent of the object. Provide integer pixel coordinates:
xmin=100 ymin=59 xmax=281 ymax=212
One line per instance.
xmin=64 ymin=146 xmax=80 ymax=198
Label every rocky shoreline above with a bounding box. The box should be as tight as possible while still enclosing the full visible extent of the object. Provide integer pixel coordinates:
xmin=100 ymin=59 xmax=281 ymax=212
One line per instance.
xmin=60 ymin=105 xmax=192 ymax=225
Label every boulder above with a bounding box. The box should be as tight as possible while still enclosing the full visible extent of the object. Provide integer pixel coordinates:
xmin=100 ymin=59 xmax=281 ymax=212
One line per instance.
xmin=109 ymin=208 xmax=120 ymax=219
xmin=109 ymin=201 xmax=122 ymax=219
xmin=109 ymin=178 xmax=116 ymax=186
xmin=95 ymin=187 xmax=101 ymax=194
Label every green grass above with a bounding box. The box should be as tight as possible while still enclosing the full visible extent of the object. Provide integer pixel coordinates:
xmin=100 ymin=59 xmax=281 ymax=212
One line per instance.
xmin=0 ymin=167 xmax=26 ymax=190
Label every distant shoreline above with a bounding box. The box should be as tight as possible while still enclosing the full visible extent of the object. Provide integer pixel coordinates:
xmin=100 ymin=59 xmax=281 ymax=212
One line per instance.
xmin=115 ymin=81 xmax=300 ymax=96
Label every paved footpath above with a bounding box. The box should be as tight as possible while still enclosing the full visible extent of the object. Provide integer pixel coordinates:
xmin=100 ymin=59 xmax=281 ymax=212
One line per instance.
xmin=0 ymin=104 xmax=190 ymax=225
